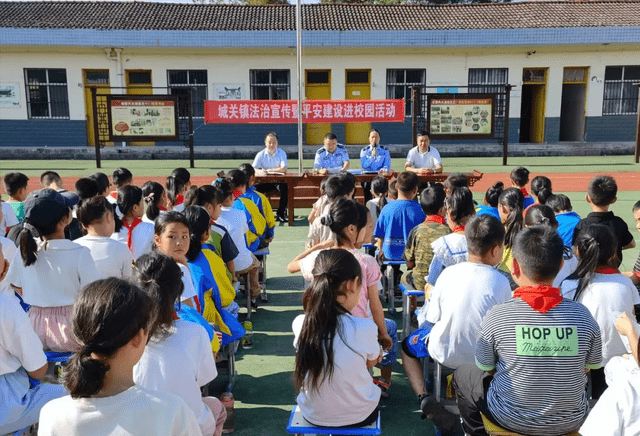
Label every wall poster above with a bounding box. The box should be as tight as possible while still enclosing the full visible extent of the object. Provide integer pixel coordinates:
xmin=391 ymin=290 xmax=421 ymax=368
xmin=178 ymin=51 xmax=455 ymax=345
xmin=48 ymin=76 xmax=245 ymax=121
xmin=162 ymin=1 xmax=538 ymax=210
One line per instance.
xmin=106 ymin=95 xmax=179 ymax=141
xmin=0 ymin=83 xmax=20 ymax=108
xmin=428 ymin=94 xmax=495 ymax=139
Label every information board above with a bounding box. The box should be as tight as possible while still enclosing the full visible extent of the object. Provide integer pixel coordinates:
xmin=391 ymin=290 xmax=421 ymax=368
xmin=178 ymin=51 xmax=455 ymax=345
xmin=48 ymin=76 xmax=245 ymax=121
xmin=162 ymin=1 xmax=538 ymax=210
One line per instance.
xmin=428 ymin=94 xmax=495 ymax=139
xmin=107 ymin=95 xmax=180 ymax=141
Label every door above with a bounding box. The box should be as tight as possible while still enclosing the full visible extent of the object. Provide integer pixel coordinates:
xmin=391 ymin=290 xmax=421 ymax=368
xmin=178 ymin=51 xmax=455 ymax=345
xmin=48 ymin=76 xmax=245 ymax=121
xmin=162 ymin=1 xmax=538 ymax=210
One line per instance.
xmin=345 ymin=69 xmax=371 ymax=145
xmin=83 ymin=70 xmax=112 ymax=146
xmin=305 ymin=70 xmax=331 ymax=145
xmin=519 ymin=68 xmax=547 ymax=143
xmin=126 ymin=70 xmax=154 ymax=146
xmin=559 ymin=67 xmax=588 ymax=141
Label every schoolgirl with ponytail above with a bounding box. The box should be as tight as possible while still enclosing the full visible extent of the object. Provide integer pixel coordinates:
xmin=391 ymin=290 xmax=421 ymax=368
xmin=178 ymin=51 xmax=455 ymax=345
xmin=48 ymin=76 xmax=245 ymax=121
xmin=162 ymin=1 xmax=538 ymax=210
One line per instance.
xmin=6 ymin=189 xmax=101 ymax=352
xmin=497 ymin=187 xmax=525 ymax=274
xmin=367 ymin=175 xmax=389 ymax=230
xmin=559 ymin=224 xmax=640 ymax=399
xmin=141 ymin=181 xmax=167 ymax=223
xmin=111 ymin=185 xmax=154 ymax=259
xmin=292 ymin=249 xmax=382 ymax=428
xmin=38 ymin=278 xmax=202 ymax=436
xmin=132 ymin=252 xmax=227 ymax=436
xmin=530 ymin=175 xmax=553 ymax=205
xmin=166 ymin=175 xmax=188 ymax=212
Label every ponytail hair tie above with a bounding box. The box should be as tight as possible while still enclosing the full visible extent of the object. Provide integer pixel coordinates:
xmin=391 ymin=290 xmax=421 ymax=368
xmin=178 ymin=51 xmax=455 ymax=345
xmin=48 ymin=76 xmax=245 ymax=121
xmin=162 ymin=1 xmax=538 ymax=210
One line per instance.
xmin=22 ymin=221 xmax=40 ymax=236
xmin=144 ymin=193 xmax=155 ymax=202
xmin=323 ymin=214 xmax=334 ymax=227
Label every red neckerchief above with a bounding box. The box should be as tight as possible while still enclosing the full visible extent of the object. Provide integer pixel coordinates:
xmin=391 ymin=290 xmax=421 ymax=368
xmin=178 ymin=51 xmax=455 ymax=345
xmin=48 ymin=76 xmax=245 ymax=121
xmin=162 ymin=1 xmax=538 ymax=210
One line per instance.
xmin=514 ymin=285 xmax=563 ymax=313
xmin=634 ymin=270 xmax=640 ymax=279
xmin=520 ymin=188 xmax=529 ymax=197
xmin=425 ymin=215 xmax=446 ymax=225
xmin=595 ymin=266 xmax=620 ymax=274
xmin=451 ymin=225 xmax=465 ymax=233
xmin=171 ymin=311 xmax=179 ymax=321
xmin=232 ymin=190 xmax=243 ymax=200
xmin=158 ymin=205 xmax=168 ymax=212
xmin=173 ymin=195 xmax=184 ymax=206
xmin=122 ymin=218 xmax=142 ymax=251
xmin=210 ymin=220 xmax=216 ymax=226
xmin=109 ymin=191 xmax=118 ymax=200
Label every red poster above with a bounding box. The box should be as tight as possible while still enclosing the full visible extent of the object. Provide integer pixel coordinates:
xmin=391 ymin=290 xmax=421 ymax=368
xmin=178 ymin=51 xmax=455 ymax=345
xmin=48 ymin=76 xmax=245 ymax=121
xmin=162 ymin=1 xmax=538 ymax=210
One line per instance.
xmin=204 ymin=99 xmax=405 ymax=124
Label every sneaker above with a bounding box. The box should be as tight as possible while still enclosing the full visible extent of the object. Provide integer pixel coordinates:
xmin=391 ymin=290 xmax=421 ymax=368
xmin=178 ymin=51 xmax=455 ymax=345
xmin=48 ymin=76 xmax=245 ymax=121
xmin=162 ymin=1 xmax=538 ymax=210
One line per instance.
xmin=242 ymin=321 xmax=253 ymax=349
xmin=276 ymin=214 xmax=287 ymax=223
xmin=250 ymin=299 xmax=258 ymax=310
xmin=374 ymin=378 xmax=390 ymax=398
xmin=260 ymin=292 xmax=268 ymax=302
xmin=420 ymin=396 xmax=458 ymax=435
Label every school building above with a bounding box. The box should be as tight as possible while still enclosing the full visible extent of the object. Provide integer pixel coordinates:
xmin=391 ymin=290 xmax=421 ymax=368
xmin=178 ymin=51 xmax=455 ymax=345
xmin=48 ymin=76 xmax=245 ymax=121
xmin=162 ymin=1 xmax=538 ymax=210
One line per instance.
xmin=0 ymin=1 xmax=639 ymax=149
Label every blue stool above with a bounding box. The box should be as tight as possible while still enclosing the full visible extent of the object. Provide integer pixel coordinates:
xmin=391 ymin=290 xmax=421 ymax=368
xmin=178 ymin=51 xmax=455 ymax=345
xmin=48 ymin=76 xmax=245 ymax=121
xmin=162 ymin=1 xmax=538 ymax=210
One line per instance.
xmin=253 ymin=246 xmax=270 ymax=302
xmin=12 ymin=427 xmax=32 ymax=436
xmin=381 ymin=260 xmax=406 ymax=315
xmin=399 ymin=283 xmax=424 ymax=340
xmin=286 ymin=406 xmax=381 ymax=435
xmin=44 ymin=351 xmax=72 ymax=383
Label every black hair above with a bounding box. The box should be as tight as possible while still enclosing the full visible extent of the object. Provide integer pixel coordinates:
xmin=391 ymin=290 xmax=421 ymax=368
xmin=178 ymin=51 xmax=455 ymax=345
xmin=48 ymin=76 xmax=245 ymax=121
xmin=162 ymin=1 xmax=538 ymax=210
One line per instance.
xmin=75 ymin=178 xmax=99 ymax=200
xmin=112 ymin=167 xmax=133 ymax=188
xmin=397 ymin=171 xmax=420 ymax=193
xmin=531 ymin=176 xmax=553 ymax=205
xmin=293 ymin=249 xmax=362 ymax=394
xmin=324 ymin=132 xmax=338 ymax=141
xmin=40 ymin=171 xmax=61 ymax=188
xmin=634 ymin=200 xmax=640 ymax=213
xmin=569 ymin=224 xmax=619 ymax=301
xmin=418 ymin=130 xmax=430 ymax=139
xmin=546 ymin=194 xmax=573 ymax=213
xmin=444 ymin=173 xmax=468 ymax=192
xmin=321 ymin=198 xmax=362 ymax=246
xmin=3 ymin=172 xmax=29 ymax=196
xmin=142 ymin=181 xmax=165 ymax=222
xmin=588 ymin=175 xmax=617 ymax=207
xmin=265 ymin=132 xmax=278 ymax=141
xmin=499 ymin=187 xmax=525 ymax=249
xmin=510 ymin=166 xmax=530 ymax=187
xmin=154 ymin=211 xmax=190 ymax=239
xmin=165 ymin=175 xmax=188 ymax=208
xmin=20 ymin=208 xmax=70 ymax=267
xmin=319 ymin=178 xmax=328 ymax=194
xmin=133 ymin=252 xmax=184 ymax=341
xmin=213 ymin=178 xmax=234 ymax=202
xmin=76 ymin=196 xmax=112 ymax=229
xmin=226 ymin=169 xmax=248 ymax=190
xmin=420 ymin=184 xmax=446 ymax=216
xmin=371 ymin=176 xmax=389 ymax=215
xmin=238 ymin=163 xmax=256 ymax=182
xmin=388 ymin=180 xmax=398 ymax=199
xmin=88 ymin=172 xmax=110 ymax=195
xmin=466 ymin=215 xmax=505 ymax=256
xmin=445 ymin=187 xmax=475 ymax=225
xmin=524 ymin=204 xmax=558 ymax=228
xmin=484 ymin=182 xmax=504 ymax=208
xmin=512 ymin=226 xmax=564 ymax=282
xmin=341 ymin=172 xmax=356 ymax=197
xmin=369 ymin=128 xmax=380 ymax=138
xmin=116 ymin=185 xmax=143 ymax=223
xmin=64 ymin=278 xmax=152 ymax=398
xmin=183 ymin=206 xmax=211 ymax=262
xmin=184 ymin=185 xmax=216 ymax=209
xmin=170 ymin=168 xmax=191 ymax=185
xmin=324 ymin=173 xmax=355 ymax=201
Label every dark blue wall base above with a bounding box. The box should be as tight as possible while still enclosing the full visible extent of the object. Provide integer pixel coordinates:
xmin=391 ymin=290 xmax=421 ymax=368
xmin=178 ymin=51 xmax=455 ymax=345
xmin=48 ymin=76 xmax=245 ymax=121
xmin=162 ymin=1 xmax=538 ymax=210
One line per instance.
xmin=0 ymin=120 xmax=87 ymax=147
xmin=585 ymin=115 xmax=637 ymax=142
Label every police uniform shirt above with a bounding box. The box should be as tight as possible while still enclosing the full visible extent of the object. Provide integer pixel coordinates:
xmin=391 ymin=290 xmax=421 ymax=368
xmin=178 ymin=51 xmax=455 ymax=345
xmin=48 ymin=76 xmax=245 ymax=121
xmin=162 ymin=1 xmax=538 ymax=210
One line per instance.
xmin=314 ymin=144 xmax=350 ymax=172
xmin=360 ymin=145 xmax=391 ymax=172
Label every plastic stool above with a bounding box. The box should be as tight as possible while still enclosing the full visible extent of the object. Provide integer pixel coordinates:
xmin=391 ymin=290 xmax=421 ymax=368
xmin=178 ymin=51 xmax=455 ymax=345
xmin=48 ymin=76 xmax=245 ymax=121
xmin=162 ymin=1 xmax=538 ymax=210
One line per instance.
xmin=381 ymin=260 xmax=405 ymax=314
xmin=286 ymin=406 xmax=381 ymax=435
xmin=399 ymin=283 xmax=424 ymax=340
xmin=480 ymin=413 xmax=579 ymax=436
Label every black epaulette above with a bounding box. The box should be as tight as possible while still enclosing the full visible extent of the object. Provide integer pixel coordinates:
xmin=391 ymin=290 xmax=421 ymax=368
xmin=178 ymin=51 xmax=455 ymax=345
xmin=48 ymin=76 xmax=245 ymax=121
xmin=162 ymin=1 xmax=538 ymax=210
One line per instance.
xmin=316 ymin=147 xmax=325 ymax=154
xmin=380 ymin=145 xmax=388 ymax=150
xmin=337 ymin=143 xmax=346 ymax=149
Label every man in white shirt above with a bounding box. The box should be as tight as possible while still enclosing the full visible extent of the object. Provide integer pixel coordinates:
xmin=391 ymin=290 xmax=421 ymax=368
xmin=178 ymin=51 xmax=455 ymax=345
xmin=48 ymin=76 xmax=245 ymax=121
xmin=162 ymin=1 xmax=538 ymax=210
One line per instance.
xmin=405 ymin=131 xmax=443 ymax=174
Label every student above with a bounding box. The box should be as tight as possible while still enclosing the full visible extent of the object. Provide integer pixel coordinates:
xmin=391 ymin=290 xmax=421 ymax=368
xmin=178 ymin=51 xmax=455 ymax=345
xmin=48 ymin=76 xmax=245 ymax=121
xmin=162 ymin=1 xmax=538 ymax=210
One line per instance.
xmin=37 ymin=278 xmax=203 ymax=436
xmin=0 ymin=198 xmax=19 ymax=235
xmin=530 ymin=175 xmax=552 ymax=205
xmin=171 ymin=167 xmax=192 ymax=190
xmin=292 ymin=249 xmax=382 ymax=427
xmin=0 ymin=236 xmax=16 ymax=298
xmin=75 ymin=196 xmax=133 ymax=279
xmin=3 ymin=172 xmax=29 ymax=222
xmin=252 ymin=132 xmax=289 ymax=222
xmin=626 ymin=200 xmax=640 ymax=286
xmin=0 ymin=291 xmax=66 ymax=434
xmin=403 ymin=184 xmax=450 ymax=293
xmin=402 ymin=215 xmax=511 ymax=432
xmin=141 ymin=181 xmax=167 ymax=224
xmin=308 ymin=178 xmax=328 ymax=226
xmin=426 ymin=187 xmax=475 ymax=286
xmin=449 ymin=226 xmax=602 ymax=436
xmin=523 ymin=205 xmax=577 ymax=287
xmin=572 ymin=175 xmax=635 ymax=262
xmin=238 ymin=163 xmax=276 ymax=242
xmin=226 ymin=169 xmax=266 ymax=252
xmin=88 ymin=172 xmax=111 ymax=198
xmin=497 ymin=187 xmax=524 ymax=274
xmin=475 ymin=181 xmax=503 ymax=221
xmin=40 ymin=171 xmax=64 ymax=190
xmin=153 ymin=212 xmax=198 ymax=308
xmin=166 ymin=175 xmax=188 ymax=213
xmin=443 ymin=172 xmax=468 ymax=196
xmin=74 ymin=177 xmax=99 ymax=201
xmin=546 ymin=194 xmax=581 ymax=248
xmin=388 ymin=179 xmax=398 ymax=201
xmin=580 ymin=311 xmax=640 ymax=436
xmin=6 ymin=189 xmax=101 ymax=351
xmin=132 ymin=252 xmax=226 ymax=436
xmin=560 ymin=224 xmax=640 ymax=398
xmin=108 ymin=167 xmax=133 ymax=204
xmin=366 ymin=175 xmax=389 ymax=232
xmin=509 ymin=166 xmax=534 ymax=209
xmin=289 ymin=199 xmax=397 ymax=397
xmin=307 ymin=172 xmax=356 ymax=247
xmin=111 ymin=185 xmax=154 ymax=260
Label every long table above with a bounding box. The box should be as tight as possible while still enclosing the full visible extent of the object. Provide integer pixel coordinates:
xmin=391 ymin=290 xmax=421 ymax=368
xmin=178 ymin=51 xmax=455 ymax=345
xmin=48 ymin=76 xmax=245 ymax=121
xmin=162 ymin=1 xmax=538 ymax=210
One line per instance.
xmin=256 ymin=170 xmax=483 ymax=226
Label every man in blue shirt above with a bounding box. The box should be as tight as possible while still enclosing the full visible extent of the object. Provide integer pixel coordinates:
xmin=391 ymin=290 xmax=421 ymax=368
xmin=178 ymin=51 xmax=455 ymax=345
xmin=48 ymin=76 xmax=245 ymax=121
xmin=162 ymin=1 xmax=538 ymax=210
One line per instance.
xmin=314 ymin=133 xmax=350 ymax=175
xmin=360 ymin=129 xmax=391 ymax=203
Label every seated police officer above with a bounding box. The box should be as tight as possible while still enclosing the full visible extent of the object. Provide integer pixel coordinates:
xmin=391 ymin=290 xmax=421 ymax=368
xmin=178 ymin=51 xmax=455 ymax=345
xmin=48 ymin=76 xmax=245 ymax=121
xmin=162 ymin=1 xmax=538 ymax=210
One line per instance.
xmin=360 ymin=129 xmax=391 ymax=203
xmin=314 ymin=133 xmax=350 ymax=176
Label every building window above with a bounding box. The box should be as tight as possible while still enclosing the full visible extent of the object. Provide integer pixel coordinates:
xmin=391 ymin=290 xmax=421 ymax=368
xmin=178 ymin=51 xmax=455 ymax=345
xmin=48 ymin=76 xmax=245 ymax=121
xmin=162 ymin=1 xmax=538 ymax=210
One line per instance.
xmin=24 ymin=69 xmax=70 ymax=119
xmin=386 ymin=69 xmax=426 ymax=116
xmin=468 ymin=68 xmax=509 ymax=117
xmin=603 ymin=66 xmax=640 ymax=116
xmin=250 ymin=70 xmax=290 ymax=100
xmin=167 ymin=70 xmax=208 ymax=118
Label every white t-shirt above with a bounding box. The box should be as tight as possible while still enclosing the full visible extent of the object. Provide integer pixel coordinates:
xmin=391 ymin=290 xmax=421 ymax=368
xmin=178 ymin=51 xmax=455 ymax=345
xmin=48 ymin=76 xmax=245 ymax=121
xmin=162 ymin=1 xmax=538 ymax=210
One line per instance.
xmin=172 ymin=203 xmax=185 ymax=213
xmin=142 ymin=210 xmax=166 ymax=225
xmin=134 ymin=320 xmax=217 ymax=436
xmin=0 ymin=236 xmax=17 ymax=298
xmin=560 ymin=274 xmax=640 ymax=366
xmin=38 ymin=384 xmax=203 ymax=436
xmin=111 ymin=221 xmax=154 ymax=260
xmin=6 ymin=239 xmax=102 ymax=307
xmin=179 ymin=263 xmax=198 ymax=303
xmin=426 ymin=262 xmax=512 ymax=369
xmin=553 ymin=249 xmax=578 ymax=288
xmin=0 ymin=202 xmax=19 ymax=229
xmin=218 ymin=207 xmax=252 ymax=271
xmin=0 ymin=293 xmax=46 ymax=377
xmin=75 ymin=235 xmax=133 ymax=279
xmin=406 ymin=146 xmax=442 ymax=170
xmin=293 ymin=313 xmax=381 ymax=427
xmin=307 ymin=203 xmax=335 ymax=245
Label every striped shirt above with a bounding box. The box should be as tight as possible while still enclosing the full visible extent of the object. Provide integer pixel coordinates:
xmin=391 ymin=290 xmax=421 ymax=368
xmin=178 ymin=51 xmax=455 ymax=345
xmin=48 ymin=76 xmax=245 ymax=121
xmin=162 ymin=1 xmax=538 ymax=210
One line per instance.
xmin=476 ymin=298 xmax=602 ymax=435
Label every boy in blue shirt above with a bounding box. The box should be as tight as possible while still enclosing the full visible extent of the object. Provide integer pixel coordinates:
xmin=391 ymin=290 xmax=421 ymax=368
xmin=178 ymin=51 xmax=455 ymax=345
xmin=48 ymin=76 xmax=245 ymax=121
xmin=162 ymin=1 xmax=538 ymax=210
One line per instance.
xmin=546 ymin=194 xmax=581 ymax=248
